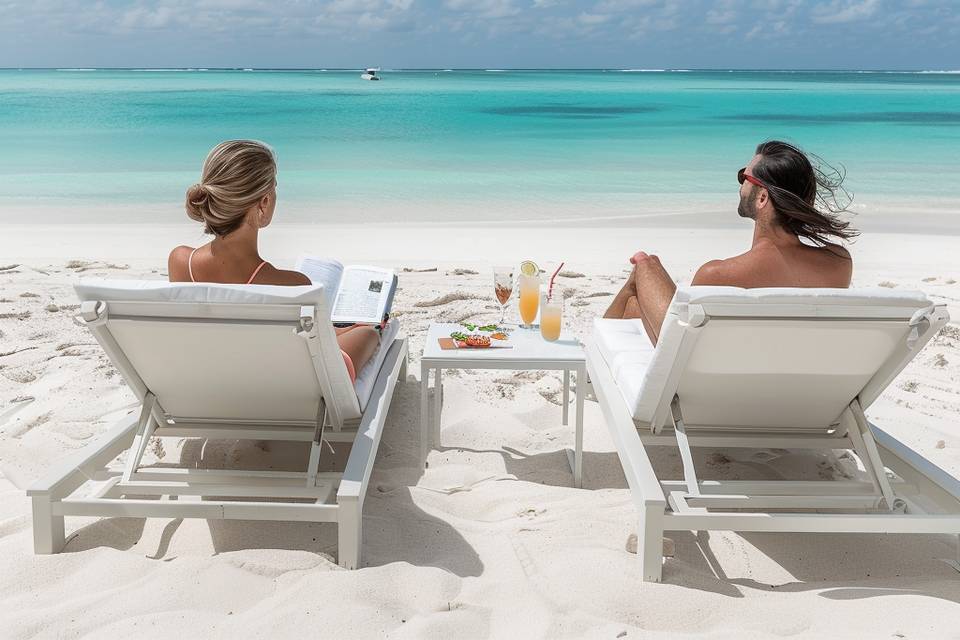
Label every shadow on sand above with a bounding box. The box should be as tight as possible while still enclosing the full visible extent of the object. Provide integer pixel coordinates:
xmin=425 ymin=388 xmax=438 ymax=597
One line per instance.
xmin=62 ymin=378 xmax=484 ymax=577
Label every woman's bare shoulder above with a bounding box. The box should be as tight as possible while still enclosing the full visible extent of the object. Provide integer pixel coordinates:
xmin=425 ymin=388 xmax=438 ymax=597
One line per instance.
xmin=253 ymin=264 xmax=312 ymax=286
xmin=167 ymin=245 xmax=195 ymax=282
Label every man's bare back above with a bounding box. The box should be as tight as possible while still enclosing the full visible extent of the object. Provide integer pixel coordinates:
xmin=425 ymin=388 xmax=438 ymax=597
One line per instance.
xmin=605 ymin=141 xmax=857 ymax=344
xmin=693 ymin=236 xmax=852 ymax=289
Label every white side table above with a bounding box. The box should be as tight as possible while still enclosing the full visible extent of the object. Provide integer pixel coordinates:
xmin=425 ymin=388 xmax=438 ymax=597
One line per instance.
xmin=420 ymin=323 xmax=587 ymax=488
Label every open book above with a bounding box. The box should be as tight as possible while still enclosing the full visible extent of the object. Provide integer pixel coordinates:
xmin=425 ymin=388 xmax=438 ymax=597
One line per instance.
xmin=295 ymin=255 xmax=398 ymax=325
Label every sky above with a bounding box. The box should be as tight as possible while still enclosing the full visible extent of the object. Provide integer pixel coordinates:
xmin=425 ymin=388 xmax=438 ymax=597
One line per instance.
xmin=0 ymin=0 xmax=957 ymax=70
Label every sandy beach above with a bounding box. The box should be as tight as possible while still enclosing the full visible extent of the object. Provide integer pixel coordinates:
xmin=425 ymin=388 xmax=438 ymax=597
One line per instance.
xmin=1 ymin=223 xmax=959 ymax=639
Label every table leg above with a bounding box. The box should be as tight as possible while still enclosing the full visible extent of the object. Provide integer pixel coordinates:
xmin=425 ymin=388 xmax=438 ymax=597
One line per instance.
xmin=574 ymin=365 xmax=585 ymax=488
xmin=420 ymin=362 xmax=430 ymax=467
xmin=562 ymin=369 xmax=570 ymax=426
xmin=432 ymin=368 xmax=442 ymax=447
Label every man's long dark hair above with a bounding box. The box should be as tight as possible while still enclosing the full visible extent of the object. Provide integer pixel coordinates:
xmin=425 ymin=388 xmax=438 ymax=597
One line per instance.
xmin=751 ymin=140 xmax=858 ymax=247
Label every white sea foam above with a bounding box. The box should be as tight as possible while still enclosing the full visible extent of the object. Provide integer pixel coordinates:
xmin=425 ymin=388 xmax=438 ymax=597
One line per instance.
xmin=485 ymin=69 xmax=506 ymax=72
xmin=56 ymin=68 xmax=96 ymax=72
xmin=619 ymin=69 xmax=665 ymax=72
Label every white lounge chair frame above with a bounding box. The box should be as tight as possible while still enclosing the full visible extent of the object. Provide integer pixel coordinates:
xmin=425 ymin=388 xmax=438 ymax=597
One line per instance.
xmin=587 ymin=288 xmax=958 ymax=582
xmin=28 ymin=289 xmax=407 ymax=569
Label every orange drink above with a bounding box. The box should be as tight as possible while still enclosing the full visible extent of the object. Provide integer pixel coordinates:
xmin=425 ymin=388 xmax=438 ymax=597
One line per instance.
xmin=518 ymin=273 xmax=540 ymax=327
xmin=540 ymin=291 xmax=562 ymax=341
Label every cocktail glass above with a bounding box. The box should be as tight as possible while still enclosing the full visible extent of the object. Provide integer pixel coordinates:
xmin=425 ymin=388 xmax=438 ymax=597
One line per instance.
xmin=493 ymin=266 xmax=514 ymax=325
xmin=540 ymin=289 xmax=563 ymax=341
xmin=518 ymin=273 xmax=540 ymax=328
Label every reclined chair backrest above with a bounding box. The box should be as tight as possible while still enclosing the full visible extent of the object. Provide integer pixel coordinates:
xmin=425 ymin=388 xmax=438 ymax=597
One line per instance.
xmin=634 ymin=287 xmax=947 ymax=432
xmin=74 ymin=280 xmax=362 ymax=428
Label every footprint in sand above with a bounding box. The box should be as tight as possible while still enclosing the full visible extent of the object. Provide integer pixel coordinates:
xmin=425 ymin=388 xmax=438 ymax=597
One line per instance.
xmin=1 ymin=369 xmax=38 ymax=383
xmin=18 ymin=292 xmax=40 ymax=298
xmin=558 ymin=270 xmax=585 ymax=278
xmin=0 ymin=264 xmax=20 ymax=272
xmin=414 ymin=291 xmax=483 ymax=307
xmin=0 ymin=346 xmax=38 ymax=358
xmin=923 ymin=277 xmax=938 ymax=282
xmin=878 ymin=281 xmax=898 ymax=288
xmin=0 ymin=311 xmax=31 ymax=320
xmin=448 ymin=268 xmax=479 ymax=276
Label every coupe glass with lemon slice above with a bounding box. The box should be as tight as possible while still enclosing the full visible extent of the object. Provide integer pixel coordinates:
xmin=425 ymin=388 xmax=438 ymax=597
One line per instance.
xmin=517 ymin=260 xmax=540 ymax=328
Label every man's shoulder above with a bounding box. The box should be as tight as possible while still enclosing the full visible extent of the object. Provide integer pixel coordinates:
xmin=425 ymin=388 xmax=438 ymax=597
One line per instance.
xmin=691 ymin=252 xmax=763 ymax=286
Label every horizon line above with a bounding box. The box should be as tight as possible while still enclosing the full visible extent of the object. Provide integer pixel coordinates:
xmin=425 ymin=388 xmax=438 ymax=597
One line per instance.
xmin=3 ymin=67 xmax=960 ymax=73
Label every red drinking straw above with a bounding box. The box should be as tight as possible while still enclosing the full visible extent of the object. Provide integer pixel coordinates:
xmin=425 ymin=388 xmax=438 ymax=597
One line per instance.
xmin=548 ymin=262 xmax=564 ymax=299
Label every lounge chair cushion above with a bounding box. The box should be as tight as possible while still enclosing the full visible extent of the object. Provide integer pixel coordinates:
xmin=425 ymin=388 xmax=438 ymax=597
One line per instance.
xmin=593 ymin=318 xmax=656 ymax=421
xmin=355 ymin=319 xmax=402 ymax=410
xmin=74 ymin=279 xmax=332 ymax=307
xmin=673 ymin=286 xmax=930 ymax=308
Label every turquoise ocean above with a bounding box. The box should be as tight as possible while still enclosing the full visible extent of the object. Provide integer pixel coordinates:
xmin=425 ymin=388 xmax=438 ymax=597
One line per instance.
xmin=1 ymin=69 xmax=958 ymax=230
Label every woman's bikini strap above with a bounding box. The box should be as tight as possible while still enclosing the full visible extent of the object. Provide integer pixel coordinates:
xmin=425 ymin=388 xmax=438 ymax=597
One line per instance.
xmin=189 ymin=247 xmax=265 ymax=284
xmin=246 ymin=261 xmax=268 ymax=284
xmin=188 ymin=248 xmax=198 ymax=283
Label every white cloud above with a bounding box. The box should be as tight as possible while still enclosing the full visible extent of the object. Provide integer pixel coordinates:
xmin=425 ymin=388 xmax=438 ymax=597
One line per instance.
xmin=811 ymin=0 xmax=880 ymax=24
xmin=119 ymin=6 xmax=176 ymax=29
xmin=577 ymin=11 xmax=610 ymax=25
xmin=594 ymin=0 xmax=658 ymax=12
xmin=705 ymin=9 xmax=736 ymax=25
xmin=444 ymin=0 xmax=521 ymax=18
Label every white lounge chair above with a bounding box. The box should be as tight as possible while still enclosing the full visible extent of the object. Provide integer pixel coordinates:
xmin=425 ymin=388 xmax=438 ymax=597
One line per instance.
xmin=587 ymin=286 xmax=958 ymax=582
xmin=28 ymin=280 xmax=407 ymax=569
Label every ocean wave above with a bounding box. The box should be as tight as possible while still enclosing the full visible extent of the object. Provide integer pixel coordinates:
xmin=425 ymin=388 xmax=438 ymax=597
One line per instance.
xmin=56 ymin=68 xmax=96 ymax=72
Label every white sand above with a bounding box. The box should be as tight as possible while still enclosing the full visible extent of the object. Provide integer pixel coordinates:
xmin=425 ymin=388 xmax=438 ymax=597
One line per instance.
xmin=1 ymin=223 xmax=959 ymax=639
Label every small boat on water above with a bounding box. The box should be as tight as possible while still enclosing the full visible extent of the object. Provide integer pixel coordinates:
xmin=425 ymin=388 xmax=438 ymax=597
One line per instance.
xmin=361 ymin=68 xmax=380 ymax=81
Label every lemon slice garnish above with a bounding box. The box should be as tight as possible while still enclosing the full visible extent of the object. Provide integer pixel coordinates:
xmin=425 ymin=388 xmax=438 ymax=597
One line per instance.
xmin=519 ymin=260 xmax=539 ymax=277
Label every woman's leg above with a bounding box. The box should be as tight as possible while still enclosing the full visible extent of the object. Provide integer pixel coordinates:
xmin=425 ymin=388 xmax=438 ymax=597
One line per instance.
xmin=336 ymin=325 xmax=381 ymax=375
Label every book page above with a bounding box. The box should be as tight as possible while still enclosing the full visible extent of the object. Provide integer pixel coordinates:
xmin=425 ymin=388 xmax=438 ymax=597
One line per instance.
xmin=331 ymin=266 xmax=395 ymax=324
xmin=294 ymin=255 xmax=343 ymax=296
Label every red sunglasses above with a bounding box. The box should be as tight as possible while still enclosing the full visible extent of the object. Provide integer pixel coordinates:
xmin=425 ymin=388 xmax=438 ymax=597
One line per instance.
xmin=738 ymin=167 xmax=765 ymax=188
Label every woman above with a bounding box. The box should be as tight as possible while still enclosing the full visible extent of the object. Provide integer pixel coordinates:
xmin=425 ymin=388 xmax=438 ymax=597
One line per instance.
xmin=169 ymin=139 xmax=380 ymax=382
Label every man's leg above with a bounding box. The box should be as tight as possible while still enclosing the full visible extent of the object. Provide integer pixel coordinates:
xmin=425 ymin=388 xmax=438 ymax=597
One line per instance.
xmin=631 ymin=253 xmax=677 ymax=344
xmin=604 ymin=266 xmax=639 ymax=319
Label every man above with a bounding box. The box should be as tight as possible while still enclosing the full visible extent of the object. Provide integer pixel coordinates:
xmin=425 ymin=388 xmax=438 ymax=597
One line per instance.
xmin=605 ymin=140 xmax=856 ymax=344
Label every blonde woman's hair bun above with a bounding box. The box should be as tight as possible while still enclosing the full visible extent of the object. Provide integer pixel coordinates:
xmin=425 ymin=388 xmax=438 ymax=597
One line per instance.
xmin=184 ymin=140 xmax=277 ymax=236
xmin=185 ymin=183 xmax=209 ymax=223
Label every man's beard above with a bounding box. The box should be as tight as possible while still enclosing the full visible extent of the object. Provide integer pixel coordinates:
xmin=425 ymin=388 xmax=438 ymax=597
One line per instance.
xmin=738 ymin=187 xmax=756 ymax=219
